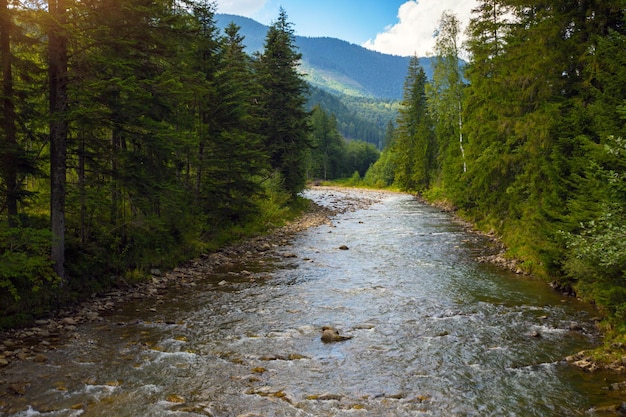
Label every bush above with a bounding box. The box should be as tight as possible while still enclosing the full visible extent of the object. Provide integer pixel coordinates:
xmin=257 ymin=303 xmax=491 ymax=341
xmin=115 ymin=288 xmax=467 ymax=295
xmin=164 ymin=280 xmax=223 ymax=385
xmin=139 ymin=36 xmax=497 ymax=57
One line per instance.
xmin=0 ymin=226 xmax=57 ymax=301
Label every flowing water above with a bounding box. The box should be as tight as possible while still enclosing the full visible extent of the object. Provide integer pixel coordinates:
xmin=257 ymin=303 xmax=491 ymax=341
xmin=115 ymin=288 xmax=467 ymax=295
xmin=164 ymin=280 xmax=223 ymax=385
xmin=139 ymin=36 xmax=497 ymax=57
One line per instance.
xmin=1 ymin=188 xmax=624 ymax=416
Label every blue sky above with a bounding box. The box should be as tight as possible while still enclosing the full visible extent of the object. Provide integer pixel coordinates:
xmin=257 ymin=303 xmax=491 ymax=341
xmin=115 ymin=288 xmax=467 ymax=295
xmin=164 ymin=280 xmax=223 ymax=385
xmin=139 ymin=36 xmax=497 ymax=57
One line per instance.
xmin=215 ymin=0 xmax=478 ymax=57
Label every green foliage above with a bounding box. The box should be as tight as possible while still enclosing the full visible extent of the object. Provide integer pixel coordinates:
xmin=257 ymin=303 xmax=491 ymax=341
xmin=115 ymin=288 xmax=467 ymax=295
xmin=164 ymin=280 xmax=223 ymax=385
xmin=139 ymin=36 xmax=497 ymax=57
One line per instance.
xmin=0 ymin=225 xmax=56 ymax=300
xmin=376 ymin=56 xmax=435 ymax=192
xmin=344 ymin=140 xmax=380 ymax=177
xmin=307 ymin=86 xmax=399 ymax=149
xmin=0 ymin=2 xmax=318 ymax=325
xmin=561 ymin=134 xmax=626 ymax=324
xmin=306 ymin=105 xmax=380 ymax=181
xmin=255 ymin=8 xmax=312 ymax=198
xmin=346 ymin=171 xmax=362 ymax=186
xmin=255 ymin=173 xmax=295 ymax=228
xmin=364 ymin=149 xmax=396 ymax=188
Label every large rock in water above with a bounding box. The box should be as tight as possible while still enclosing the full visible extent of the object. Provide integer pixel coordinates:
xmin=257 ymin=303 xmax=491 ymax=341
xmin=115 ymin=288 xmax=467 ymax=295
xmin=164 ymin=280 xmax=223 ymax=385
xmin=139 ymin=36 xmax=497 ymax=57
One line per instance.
xmin=320 ymin=326 xmax=353 ymax=343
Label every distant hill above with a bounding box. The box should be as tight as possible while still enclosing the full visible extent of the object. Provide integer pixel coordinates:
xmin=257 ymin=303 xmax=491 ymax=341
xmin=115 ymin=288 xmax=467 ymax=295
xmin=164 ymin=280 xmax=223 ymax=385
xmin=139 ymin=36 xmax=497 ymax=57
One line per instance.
xmin=215 ymin=13 xmax=432 ymax=100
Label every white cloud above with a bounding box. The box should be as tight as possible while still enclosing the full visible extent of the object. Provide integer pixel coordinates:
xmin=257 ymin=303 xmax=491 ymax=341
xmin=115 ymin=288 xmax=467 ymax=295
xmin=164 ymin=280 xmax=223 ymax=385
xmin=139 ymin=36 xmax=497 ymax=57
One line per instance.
xmin=363 ymin=0 xmax=477 ymax=57
xmin=215 ymin=0 xmax=268 ymax=15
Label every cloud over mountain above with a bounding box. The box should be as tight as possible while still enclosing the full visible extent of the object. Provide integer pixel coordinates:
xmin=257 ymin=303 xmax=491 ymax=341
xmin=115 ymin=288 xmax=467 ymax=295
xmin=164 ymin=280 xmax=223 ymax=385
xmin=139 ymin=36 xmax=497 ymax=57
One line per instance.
xmin=363 ymin=0 xmax=477 ymax=57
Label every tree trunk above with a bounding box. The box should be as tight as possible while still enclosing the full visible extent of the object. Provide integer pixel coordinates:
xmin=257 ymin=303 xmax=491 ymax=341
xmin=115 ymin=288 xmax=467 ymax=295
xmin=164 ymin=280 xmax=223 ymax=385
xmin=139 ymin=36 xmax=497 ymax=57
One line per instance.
xmin=48 ymin=0 xmax=68 ymax=280
xmin=0 ymin=0 xmax=18 ymax=227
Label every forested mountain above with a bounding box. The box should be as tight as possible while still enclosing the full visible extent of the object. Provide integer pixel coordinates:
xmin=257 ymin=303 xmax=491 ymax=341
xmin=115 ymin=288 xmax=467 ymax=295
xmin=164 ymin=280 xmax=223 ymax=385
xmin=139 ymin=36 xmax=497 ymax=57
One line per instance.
xmin=216 ymin=13 xmax=431 ymax=100
xmin=306 ymin=87 xmax=399 ymax=149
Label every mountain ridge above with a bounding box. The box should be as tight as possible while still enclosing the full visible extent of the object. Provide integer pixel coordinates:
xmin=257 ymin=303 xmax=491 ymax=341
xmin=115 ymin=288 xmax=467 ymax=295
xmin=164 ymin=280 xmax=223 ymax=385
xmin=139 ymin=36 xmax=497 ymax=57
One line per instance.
xmin=215 ymin=13 xmax=432 ymax=100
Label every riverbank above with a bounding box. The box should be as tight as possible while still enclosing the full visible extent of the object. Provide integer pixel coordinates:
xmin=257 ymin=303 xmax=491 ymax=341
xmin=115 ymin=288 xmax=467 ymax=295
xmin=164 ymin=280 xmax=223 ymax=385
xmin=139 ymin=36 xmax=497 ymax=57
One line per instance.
xmin=1 ymin=186 xmax=623 ymax=378
xmin=416 ymin=192 xmax=626 ymax=378
xmin=0 ymin=186 xmax=391 ymax=369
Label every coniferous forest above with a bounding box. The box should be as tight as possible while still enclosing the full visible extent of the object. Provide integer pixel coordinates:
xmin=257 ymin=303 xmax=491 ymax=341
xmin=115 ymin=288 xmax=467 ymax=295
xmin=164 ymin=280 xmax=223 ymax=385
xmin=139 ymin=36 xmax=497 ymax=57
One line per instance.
xmin=2 ymin=0 xmax=626 ymax=350
xmin=366 ymin=2 xmax=626 ymax=340
xmin=0 ymin=1 xmax=325 ymax=325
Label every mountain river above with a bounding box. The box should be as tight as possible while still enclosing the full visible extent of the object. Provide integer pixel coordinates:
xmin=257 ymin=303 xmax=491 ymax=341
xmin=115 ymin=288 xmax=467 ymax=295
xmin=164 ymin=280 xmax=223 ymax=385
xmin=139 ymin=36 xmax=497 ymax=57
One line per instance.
xmin=1 ymin=187 xmax=624 ymax=416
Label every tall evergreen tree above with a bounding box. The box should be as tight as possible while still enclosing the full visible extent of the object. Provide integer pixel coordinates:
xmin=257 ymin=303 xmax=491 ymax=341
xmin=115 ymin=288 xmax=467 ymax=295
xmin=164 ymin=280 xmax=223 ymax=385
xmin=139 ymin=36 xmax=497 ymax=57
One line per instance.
xmin=197 ymin=21 xmax=268 ymax=224
xmin=393 ymin=56 xmax=434 ymax=192
xmin=48 ymin=0 xmax=69 ymax=279
xmin=255 ymin=8 xmax=311 ymax=197
xmin=0 ymin=0 xmax=18 ymax=226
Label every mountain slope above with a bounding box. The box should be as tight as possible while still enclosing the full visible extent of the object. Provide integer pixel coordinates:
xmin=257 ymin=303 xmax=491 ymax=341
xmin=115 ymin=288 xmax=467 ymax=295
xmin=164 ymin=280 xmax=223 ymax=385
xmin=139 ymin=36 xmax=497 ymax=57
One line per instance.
xmin=215 ymin=13 xmax=432 ymax=100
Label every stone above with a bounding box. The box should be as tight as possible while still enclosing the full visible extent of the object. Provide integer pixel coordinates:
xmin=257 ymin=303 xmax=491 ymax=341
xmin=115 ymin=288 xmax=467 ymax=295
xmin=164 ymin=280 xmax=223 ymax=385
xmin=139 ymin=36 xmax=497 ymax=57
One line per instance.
xmin=569 ymin=322 xmax=583 ymax=331
xmin=2 ymin=340 xmax=16 ymax=348
xmin=166 ymin=394 xmax=185 ymax=403
xmin=61 ymin=317 xmax=78 ymax=326
xmin=321 ymin=326 xmax=353 ymax=343
xmin=32 ymin=354 xmax=48 ymax=363
xmin=85 ymin=312 xmax=100 ymax=321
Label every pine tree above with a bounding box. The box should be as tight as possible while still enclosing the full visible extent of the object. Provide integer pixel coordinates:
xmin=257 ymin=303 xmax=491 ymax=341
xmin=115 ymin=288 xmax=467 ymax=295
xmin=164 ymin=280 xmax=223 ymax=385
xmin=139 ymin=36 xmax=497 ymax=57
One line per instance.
xmin=393 ymin=56 xmax=434 ymax=192
xmin=197 ymin=21 xmax=268 ymax=224
xmin=0 ymin=0 xmax=18 ymax=226
xmin=255 ymin=8 xmax=311 ymax=197
xmin=47 ymin=0 xmax=69 ymax=279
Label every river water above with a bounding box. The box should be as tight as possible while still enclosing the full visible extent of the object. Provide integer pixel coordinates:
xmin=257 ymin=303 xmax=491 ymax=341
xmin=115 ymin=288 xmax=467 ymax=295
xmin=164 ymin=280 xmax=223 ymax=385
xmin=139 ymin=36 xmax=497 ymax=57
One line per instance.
xmin=1 ymin=188 xmax=624 ymax=416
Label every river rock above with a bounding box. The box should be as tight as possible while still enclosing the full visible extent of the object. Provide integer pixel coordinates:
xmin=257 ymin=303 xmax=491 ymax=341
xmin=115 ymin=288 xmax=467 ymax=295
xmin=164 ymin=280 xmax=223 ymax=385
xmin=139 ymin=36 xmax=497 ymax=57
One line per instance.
xmin=3 ymin=339 xmax=16 ymax=348
xmin=165 ymin=394 xmax=185 ymax=403
xmin=321 ymin=326 xmax=353 ymax=343
xmin=61 ymin=317 xmax=78 ymax=326
xmin=85 ymin=311 xmax=100 ymax=321
xmin=7 ymin=383 xmax=28 ymax=395
xmin=32 ymin=354 xmax=48 ymax=363
xmin=569 ymin=322 xmax=584 ymax=331
xmin=315 ymin=393 xmax=343 ymax=401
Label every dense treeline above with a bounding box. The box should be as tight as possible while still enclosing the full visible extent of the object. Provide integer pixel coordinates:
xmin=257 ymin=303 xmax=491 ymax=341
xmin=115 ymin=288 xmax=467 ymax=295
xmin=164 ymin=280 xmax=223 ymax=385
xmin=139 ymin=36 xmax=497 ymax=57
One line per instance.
xmin=367 ymin=2 xmax=626 ymax=337
xmin=306 ymin=105 xmax=380 ymax=181
xmin=0 ymin=1 xmax=315 ymax=325
xmin=307 ymin=86 xmax=398 ymax=149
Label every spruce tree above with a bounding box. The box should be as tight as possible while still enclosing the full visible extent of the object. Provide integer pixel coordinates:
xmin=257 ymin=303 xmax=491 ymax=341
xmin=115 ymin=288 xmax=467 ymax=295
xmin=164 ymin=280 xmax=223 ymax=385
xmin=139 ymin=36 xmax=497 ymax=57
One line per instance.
xmin=0 ymin=0 xmax=18 ymax=226
xmin=197 ymin=21 xmax=268 ymax=224
xmin=255 ymin=8 xmax=311 ymax=197
xmin=48 ymin=0 xmax=69 ymax=279
xmin=393 ymin=56 xmax=434 ymax=192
